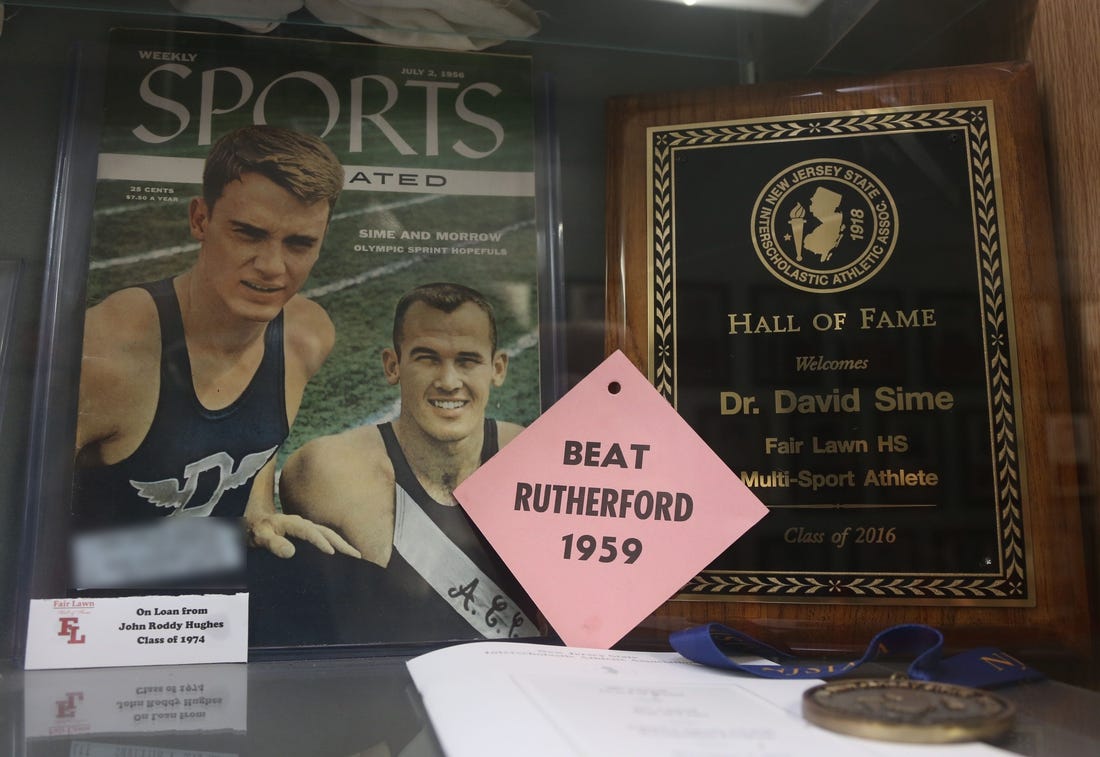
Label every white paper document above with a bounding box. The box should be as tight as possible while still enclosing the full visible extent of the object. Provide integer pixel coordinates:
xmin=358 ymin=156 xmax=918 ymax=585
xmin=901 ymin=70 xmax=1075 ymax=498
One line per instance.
xmin=407 ymin=643 xmax=1010 ymax=757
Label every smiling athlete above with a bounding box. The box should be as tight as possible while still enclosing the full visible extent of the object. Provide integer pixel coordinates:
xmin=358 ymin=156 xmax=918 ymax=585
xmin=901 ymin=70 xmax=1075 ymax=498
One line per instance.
xmin=279 ymin=282 xmax=537 ymax=638
xmin=74 ymin=125 xmax=358 ymax=560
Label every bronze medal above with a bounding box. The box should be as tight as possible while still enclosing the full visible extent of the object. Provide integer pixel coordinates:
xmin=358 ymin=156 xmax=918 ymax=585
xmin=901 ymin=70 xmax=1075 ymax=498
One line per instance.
xmin=801 ymin=675 xmax=1015 ymax=743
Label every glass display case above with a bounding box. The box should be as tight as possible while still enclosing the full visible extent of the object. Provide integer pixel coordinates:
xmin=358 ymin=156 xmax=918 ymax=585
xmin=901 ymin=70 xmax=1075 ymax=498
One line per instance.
xmin=0 ymin=0 xmax=1096 ymax=751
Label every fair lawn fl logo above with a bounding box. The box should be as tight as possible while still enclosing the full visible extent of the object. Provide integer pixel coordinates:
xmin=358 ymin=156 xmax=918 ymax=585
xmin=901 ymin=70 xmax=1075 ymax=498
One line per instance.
xmin=58 ymin=616 xmax=86 ymax=644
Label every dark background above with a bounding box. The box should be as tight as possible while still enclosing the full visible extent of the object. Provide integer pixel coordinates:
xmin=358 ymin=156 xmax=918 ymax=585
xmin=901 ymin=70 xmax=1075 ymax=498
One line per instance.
xmin=1 ymin=0 xmax=1074 ymax=664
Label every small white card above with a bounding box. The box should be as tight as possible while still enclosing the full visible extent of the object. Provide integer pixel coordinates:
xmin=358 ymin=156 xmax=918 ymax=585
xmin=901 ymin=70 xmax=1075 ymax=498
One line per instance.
xmin=24 ymin=593 xmax=248 ymax=669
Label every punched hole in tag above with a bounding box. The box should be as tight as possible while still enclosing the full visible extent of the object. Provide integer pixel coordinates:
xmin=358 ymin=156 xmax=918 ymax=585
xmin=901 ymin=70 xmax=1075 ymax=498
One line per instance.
xmin=608 ymin=381 xmax=622 ymax=395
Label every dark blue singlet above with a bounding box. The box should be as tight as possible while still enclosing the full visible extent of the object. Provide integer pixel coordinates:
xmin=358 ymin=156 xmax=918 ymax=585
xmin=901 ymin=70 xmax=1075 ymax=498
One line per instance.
xmin=375 ymin=418 xmax=535 ymax=636
xmin=248 ymin=418 xmax=538 ymax=648
xmin=73 ymin=277 xmax=288 ymax=525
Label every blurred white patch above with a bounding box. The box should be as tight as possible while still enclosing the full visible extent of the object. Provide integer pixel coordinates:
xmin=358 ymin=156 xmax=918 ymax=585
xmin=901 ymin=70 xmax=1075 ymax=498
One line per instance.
xmin=71 ymin=518 xmax=244 ymax=590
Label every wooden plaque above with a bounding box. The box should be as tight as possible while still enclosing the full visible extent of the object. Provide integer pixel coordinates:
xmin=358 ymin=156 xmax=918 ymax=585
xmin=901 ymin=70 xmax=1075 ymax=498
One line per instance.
xmin=605 ymin=62 xmax=1091 ymax=661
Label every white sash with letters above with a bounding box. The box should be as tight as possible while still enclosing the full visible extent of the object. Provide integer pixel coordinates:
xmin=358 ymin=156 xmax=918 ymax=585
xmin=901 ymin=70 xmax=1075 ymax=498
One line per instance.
xmin=392 ymin=484 xmax=537 ymax=638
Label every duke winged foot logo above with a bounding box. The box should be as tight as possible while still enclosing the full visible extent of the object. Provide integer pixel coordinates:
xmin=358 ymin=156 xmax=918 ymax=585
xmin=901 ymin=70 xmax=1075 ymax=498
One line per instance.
xmin=130 ymin=446 xmax=277 ymax=516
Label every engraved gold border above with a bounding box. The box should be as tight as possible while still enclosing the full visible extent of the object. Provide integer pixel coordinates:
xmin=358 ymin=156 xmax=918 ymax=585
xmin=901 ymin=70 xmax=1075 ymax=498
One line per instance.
xmin=644 ymin=103 xmax=1030 ymax=604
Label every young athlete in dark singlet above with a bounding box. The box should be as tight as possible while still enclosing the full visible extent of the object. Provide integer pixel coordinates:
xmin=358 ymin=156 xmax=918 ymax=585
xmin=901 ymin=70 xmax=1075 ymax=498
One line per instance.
xmin=279 ymin=283 xmax=535 ymax=638
xmin=74 ymin=125 xmax=358 ymax=560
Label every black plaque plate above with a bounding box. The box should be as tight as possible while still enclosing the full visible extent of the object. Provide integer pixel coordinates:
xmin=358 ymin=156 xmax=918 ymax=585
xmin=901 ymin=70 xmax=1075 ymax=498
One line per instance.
xmin=654 ymin=103 xmax=1023 ymax=601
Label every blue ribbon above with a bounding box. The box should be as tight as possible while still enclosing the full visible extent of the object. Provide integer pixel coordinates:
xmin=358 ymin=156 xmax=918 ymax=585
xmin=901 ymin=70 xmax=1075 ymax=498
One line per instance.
xmin=669 ymin=623 xmax=1044 ymax=689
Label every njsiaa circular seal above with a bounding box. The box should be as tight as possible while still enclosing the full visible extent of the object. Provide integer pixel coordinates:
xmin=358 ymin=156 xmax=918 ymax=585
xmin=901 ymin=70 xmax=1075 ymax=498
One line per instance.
xmin=751 ymin=158 xmax=898 ymax=293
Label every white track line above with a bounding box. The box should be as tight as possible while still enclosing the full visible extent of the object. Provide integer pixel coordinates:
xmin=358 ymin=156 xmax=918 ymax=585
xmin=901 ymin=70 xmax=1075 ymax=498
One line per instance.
xmin=302 ymin=257 xmax=423 ymax=299
xmin=89 ymin=194 xmax=445 ymax=270
xmin=89 ymin=242 xmax=200 ymax=271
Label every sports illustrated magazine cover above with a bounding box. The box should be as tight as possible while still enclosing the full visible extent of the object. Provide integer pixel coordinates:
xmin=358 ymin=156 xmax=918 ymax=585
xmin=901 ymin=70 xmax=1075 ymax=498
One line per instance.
xmin=72 ymin=28 xmax=543 ymax=652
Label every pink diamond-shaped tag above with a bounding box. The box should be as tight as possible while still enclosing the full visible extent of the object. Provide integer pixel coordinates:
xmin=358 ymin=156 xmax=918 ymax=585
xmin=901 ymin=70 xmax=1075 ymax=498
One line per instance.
xmin=454 ymin=350 xmax=769 ymax=649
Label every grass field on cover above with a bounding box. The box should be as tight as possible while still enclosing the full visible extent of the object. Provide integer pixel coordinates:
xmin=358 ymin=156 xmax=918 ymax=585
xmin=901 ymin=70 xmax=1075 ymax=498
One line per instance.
xmin=87 ymin=182 xmax=543 ymax=475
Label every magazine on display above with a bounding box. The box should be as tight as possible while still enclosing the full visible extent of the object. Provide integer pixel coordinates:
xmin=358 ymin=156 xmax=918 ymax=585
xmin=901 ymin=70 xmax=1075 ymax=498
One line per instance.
xmin=22 ymin=27 xmax=549 ymax=662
